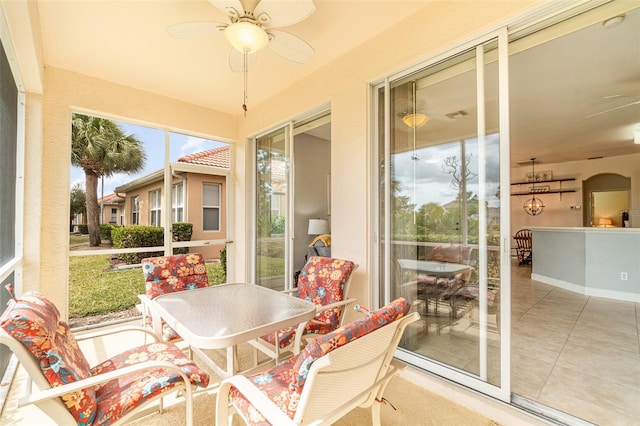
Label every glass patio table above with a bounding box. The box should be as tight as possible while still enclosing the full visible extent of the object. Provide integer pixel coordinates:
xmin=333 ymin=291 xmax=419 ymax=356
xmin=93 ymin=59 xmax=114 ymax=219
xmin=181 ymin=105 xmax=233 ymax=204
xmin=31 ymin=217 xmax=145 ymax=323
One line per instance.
xmin=397 ymin=259 xmax=471 ymax=278
xmin=150 ymin=283 xmax=316 ymax=380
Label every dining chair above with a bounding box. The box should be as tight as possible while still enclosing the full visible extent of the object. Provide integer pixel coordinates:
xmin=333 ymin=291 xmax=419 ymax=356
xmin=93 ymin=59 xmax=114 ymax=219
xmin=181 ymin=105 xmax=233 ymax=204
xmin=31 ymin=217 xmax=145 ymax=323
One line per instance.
xmin=513 ymin=229 xmax=532 ymax=265
xmin=0 ymin=284 xmax=209 ymax=426
xmin=217 ymin=298 xmax=418 ymax=426
xmin=251 ymin=256 xmax=357 ymax=363
xmin=138 ymin=253 xmax=209 ymax=342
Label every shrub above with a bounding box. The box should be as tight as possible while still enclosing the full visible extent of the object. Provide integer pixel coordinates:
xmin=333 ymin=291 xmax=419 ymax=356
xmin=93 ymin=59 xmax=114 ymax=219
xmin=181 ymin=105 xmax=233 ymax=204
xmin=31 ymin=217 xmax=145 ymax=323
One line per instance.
xmin=99 ymin=223 xmax=118 ymax=244
xmin=112 ymin=225 xmax=164 ymax=264
xmin=172 ymin=222 xmax=193 ymax=255
xmin=77 ymin=224 xmax=88 ymax=234
xmin=220 ymin=244 xmax=227 ymax=282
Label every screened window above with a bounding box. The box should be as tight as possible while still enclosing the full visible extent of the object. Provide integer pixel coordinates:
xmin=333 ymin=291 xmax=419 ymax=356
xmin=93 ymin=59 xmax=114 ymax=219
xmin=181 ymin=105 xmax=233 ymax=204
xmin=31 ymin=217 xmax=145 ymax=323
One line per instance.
xmin=203 ymin=183 xmax=220 ymax=231
xmin=131 ymin=196 xmax=140 ymax=225
xmin=172 ymin=182 xmax=184 ymax=222
xmin=110 ymin=208 xmax=117 ymax=223
xmin=150 ymin=189 xmax=161 ymax=226
xmin=0 ymin=30 xmax=19 ymax=379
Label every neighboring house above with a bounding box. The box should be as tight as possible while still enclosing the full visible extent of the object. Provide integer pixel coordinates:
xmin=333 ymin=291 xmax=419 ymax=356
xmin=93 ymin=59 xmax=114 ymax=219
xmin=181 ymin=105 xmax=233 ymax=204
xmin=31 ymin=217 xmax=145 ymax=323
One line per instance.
xmin=114 ymin=146 xmax=230 ymax=260
xmin=98 ymin=192 xmax=125 ymax=225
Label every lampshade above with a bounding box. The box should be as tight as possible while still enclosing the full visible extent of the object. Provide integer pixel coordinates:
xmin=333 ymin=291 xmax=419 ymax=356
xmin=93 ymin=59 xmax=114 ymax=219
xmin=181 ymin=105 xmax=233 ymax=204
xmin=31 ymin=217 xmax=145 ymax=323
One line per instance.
xmin=523 ymin=196 xmax=545 ymax=216
xmin=402 ymin=112 xmax=429 ymax=128
xmin=308 ymin=219 xmax=329 ymax=235
xmin=224 ymin=22 xmax=269 ymax=54
xmin=598 ymin=218 xmax=613 ymax=227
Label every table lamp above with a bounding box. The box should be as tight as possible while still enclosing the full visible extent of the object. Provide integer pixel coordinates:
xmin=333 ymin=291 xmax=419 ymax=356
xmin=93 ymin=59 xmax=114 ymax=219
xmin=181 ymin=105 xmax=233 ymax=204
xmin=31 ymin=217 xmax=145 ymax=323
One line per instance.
xmin=598 ymin=218 xmax=613 ymax=228
xmin=308 ymin=218 xmax=329 ymax=235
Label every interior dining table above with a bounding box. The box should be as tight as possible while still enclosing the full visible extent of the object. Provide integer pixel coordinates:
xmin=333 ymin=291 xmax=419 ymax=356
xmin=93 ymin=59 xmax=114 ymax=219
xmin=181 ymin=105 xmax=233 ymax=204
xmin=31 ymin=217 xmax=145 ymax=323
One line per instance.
xmin=149 ymin=282 xmax=317 ymax=381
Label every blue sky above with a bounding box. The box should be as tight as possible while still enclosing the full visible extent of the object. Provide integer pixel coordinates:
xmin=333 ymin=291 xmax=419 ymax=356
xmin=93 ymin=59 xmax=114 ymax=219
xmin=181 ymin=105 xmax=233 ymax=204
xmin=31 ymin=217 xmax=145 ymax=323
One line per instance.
xmin=70 ymin=121 xmax=228 ymax=196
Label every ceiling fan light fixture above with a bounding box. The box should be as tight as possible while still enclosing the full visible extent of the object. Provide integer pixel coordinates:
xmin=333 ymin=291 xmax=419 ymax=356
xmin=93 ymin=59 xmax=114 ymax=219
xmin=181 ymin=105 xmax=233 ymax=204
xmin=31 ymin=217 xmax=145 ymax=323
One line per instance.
xmin=225 ymin=22 xmax=269 ymax=53
xmin=402 ymin=112 xmax=429 ymax=128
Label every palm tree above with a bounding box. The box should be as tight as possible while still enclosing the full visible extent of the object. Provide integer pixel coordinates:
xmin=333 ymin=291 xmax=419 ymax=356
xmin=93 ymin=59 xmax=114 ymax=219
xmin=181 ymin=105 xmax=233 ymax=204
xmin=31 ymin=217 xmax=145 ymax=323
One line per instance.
xmin=71 ymin=114 xmax=145 ymax=246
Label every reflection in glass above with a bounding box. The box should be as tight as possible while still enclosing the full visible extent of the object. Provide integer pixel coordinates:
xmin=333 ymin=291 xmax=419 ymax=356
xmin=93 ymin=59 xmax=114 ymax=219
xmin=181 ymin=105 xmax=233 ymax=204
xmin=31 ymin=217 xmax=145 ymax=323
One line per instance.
xmin=380 ymin=43 xmax=502 ymax=386
xmin=256 ymin=128 xmax=288 ymax=290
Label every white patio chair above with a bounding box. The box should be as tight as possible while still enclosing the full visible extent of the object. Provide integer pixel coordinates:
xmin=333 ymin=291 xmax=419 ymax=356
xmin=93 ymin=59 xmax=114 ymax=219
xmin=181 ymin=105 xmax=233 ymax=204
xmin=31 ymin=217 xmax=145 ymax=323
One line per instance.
xmin=0 ymin=285 xmax=209 ymax=425
xmin=217 ymin=298 xmax=418 ymax=426
xmin=250 ymin=256 xmax=358 ymax=363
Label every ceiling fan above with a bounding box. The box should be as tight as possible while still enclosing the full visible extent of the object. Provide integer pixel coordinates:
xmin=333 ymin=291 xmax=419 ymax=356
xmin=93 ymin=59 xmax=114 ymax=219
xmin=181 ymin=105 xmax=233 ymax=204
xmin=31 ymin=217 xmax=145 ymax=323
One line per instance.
xmin=167 ymin=0 xmax=315 ymax=69
xmin=585 ymin=94 xmax=640 ymax=119
xmin=167 ymin=0 xmax=315 ymax=114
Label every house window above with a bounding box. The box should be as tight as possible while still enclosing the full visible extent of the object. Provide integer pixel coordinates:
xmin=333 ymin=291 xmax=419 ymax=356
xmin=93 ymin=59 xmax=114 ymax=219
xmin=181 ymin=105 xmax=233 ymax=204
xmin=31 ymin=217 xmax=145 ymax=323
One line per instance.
xmin=203 ymin=183 xmax=220 ymax=231
xmin=172 ymin=182 xmax=184 ymax=222
xmin=110 ymin=208 xmax=117 ymax=223
xmin=150 ymin=189 xmax=161 ymax=226
xmin=131 ymin=196 xmax=140 ymax=224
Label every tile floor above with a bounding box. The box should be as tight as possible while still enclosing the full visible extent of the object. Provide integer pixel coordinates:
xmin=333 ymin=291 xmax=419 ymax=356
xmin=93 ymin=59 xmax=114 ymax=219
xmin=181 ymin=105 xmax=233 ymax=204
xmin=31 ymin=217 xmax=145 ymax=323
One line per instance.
xmin=510 ymin=263 xmax=640 ymax=425
xmin=408 ymin=261 xmax=640 ymax=425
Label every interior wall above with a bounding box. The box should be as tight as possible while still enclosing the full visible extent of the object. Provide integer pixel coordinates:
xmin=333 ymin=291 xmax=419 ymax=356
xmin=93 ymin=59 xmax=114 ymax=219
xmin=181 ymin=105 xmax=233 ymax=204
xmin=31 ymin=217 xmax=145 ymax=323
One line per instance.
xmin=293 ymin=133 xmax=330 ymax=272
xmin=511 ymin=153 xmax=640 ymax=235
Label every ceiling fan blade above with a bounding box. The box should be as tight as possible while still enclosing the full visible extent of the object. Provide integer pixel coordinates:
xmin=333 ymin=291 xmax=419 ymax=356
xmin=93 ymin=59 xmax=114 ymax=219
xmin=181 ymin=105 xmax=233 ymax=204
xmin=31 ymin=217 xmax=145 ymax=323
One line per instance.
xmin=267 ymin=29 xmax=313 ymax=63
xmin=585 ymin=100 xmax=640 ymax=119
xmin=208 ymin=0 xmax=244 ymax=18
xmin=229 ymin=48 xmax=257 ymax=72
xmin=254 ymin=0 xmax=315 ymax=28
xmin=166 ymin=21 xmax=225 ymax=38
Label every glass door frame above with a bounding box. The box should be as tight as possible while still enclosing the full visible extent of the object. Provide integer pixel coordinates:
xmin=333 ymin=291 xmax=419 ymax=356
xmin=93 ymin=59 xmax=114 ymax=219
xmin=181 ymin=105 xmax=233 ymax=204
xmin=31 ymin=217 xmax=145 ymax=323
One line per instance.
xmin=249 ymin=122 xmax=295 ymax=291
xmin=370 ymin=27 xmax=511 ymax=402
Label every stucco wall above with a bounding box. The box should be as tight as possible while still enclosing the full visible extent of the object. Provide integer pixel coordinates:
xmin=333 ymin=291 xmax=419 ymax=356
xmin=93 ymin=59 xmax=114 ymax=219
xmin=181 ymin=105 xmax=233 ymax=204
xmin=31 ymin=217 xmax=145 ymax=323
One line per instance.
xmin=14 ymin=1 xmax=549 ymax=317
xmin=36 ymin=68 xmax=236 ymax=317
xmin=232 ymin=1 xmax=542 ymax=311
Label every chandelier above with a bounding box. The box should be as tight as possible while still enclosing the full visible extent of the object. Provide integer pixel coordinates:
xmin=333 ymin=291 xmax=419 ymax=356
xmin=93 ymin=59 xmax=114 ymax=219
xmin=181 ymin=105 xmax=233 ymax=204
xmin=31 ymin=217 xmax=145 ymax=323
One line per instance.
xmin=524 ymin=157 xmax=545 ymax=216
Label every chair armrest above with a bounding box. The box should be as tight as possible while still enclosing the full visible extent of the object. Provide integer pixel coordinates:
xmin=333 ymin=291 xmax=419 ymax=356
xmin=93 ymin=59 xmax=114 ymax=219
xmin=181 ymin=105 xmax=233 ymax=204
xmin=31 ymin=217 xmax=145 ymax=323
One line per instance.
xmin=75 ymin=325 xmax=160 ymax=343
xmin=19 ymin=360 xmax=193 ymax=407
xmin=316 ymin=297 xmax=356 ymax=315
xmin=281 ymin=288 xmax=298 ymax=296
xmin=217 ymin=375 xmax=293 ymax=426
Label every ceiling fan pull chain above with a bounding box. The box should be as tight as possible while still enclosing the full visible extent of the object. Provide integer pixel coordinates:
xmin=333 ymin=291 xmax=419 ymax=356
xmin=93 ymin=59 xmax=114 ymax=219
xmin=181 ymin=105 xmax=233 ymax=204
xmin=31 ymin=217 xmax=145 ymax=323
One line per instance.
xmin=242 ymin=50 xmax=248 ymax=116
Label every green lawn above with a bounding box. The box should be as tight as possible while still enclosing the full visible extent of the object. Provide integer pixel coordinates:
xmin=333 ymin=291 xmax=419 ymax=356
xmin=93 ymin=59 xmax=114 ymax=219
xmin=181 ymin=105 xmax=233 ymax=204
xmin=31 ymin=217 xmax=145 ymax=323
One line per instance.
xmin=68 ymin=236 xmax=226 ymax=318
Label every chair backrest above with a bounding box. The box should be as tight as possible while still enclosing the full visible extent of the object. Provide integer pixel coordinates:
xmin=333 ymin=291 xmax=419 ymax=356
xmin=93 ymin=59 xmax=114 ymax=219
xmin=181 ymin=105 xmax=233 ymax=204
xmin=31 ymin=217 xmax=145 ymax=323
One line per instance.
xmin=296 ymin=256 xmax=357 ymax=328
xmin=142 ymin=253 xmax=209 ymax=298
xmin=294 ymin=298 xmax=417 ymax=423
xmin=514 ymin=229 xmax=532 ymax=250
xmin=0 ymin=289 xmax=96 ymax=424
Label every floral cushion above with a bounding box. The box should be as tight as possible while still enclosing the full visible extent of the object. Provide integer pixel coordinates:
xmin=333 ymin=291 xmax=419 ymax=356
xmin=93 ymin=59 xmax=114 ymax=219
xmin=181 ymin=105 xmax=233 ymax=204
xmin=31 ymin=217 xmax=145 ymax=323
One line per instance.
xmin=427 ymin=244 xmax=472 ymax=264
xmin=91 ymin=342 xmax=209 ymax=425
xmin=230 ymin=298 xmax=411 ymax=425
xmin=141 ymin=253 xmax=209 ymax=299
xmin=1 ymin=289 xmax=210 ymax=426
xmin=1 ymin=291 xmax=98 ymax=425
xmin=261 ymin=257 xmax=355 ymax=349
xmin=142 ymin=253 xmax=209 ymax=341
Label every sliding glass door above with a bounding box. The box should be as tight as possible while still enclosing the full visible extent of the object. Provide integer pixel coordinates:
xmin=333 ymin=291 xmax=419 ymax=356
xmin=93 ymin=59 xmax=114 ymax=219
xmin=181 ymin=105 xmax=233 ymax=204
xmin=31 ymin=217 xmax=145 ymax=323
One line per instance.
xmin=255 ymin=125 xmax=292 ymax=291
xmin=374 ymin=30 xmax=511 ymax=399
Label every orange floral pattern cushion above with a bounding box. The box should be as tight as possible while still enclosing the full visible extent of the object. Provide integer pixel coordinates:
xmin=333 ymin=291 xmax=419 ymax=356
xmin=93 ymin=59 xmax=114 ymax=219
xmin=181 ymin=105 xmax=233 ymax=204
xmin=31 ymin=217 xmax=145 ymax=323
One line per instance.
xmin=230 ymin=298 xmax=410 ymax=425
xmin=1 ymin=290 xmax=210 ymax=426
xmin=261 ymin=257 xmax=355 ymax=349
xmin=1 ymin=291 xmax=97 ymax=425
xmin=91 ymin=342 xmax=209 ymax=424
xmin=142 ymin=253 xmax=209 ymax=341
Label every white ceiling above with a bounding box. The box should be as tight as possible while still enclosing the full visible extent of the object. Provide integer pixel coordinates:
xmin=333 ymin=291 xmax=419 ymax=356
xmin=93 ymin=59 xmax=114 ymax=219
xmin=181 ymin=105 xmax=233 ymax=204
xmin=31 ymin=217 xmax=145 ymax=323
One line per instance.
xmin=34 ymin=1 xmax=640 ymax=166
xmin=37 ymin=0 xmax=426 ymax=113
